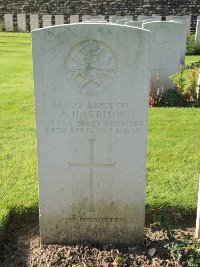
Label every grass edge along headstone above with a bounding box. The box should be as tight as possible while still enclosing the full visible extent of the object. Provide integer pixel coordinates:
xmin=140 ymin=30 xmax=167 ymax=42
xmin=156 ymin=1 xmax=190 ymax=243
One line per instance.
xmin=32 ymin=23 xmax=151 ymax=245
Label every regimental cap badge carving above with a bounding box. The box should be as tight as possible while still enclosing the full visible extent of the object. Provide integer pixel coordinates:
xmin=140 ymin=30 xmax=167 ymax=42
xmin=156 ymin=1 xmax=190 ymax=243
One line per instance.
xmin=65 ymin=40 xmax=119 ymax=96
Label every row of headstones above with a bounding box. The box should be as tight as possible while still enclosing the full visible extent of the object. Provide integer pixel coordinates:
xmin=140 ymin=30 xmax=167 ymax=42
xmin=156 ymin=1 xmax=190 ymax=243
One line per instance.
xmin=31 ymin=21 xmax=200 ymax=244
xmin=4 ymin=13 xmax=190 ymax=95
xmin=4 ymin=13 xmax=191 ymax=33
xmin=115 ymin=18 xmax=188 ymax=94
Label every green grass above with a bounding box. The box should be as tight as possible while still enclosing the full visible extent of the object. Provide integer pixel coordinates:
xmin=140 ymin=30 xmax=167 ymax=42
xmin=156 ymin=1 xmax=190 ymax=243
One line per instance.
xmin=185 ymin=55 xmax=200 ymax=65
xmin=0 ymin=33 xmax=38 ymax=236
xmin=0 ymin=33 xmax=200 ymax=236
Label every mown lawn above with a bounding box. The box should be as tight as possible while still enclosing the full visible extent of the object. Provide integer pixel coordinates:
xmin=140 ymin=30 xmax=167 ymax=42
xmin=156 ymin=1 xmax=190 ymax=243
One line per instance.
xmin=0 ymin=33 xmax=200 ymax=236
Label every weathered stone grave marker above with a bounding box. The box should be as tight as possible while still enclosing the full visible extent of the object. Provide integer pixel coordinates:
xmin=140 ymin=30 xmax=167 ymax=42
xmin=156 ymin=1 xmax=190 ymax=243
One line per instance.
xmin=143 ymin=21 xmax=183 ymax=94
xmin=195 ymin=20 xmax=200 ymax=50
xmin=32 ymin=23 xmax=150 ymax=244
xmin=166 ymin=15 xmax=191 ymax=34
xmin=4 ymin=14 xmax=13 ymax=32
xmin=116 ymin=19 xmax=132 ymax=25
xmin=17 ymin=13 xmax=26 ymax=32
xmin=43 ymin=15 xmax=52 ymax=27
xmin=125 ymin=21 xmax=143 ymax=28
xmin=70 ymin=15 xmax=79 ymax=23
xmin=55 ymin=15 xmax=64 ymax=25
xmin=169 ymin=19 xmax=188 ymax=64
xmin=137 ymin=15 xmax=161 ymax=21
xmin=82 ymin=15 xmax=105 ymax=22
xmin=30 ymin=14 xmax=39 ymax=31
xmin=109 ymin=16 xmax=132 ymax=23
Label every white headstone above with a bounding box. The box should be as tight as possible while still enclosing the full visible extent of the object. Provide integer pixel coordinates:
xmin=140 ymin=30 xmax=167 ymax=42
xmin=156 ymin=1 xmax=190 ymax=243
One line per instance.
xmin=195 ymin=20 xmax=200 ymax=50
xmin=125 ymin=21 xmax=143 ymax=28
xmin=109 ymin=15 xmax=132 ymax=23
xmin=17 ymin=13 xmax=26 ymax=32
xmin=152 ymin=14 xmax=162 ymax=19
xmin=138 ymin=15 xmax=161 ymax=21
xmin=4 ymin=14 xmax=13 ymax=32
xmin=82 ymin=15 xmax=105 ymax=22
xmin=196 ymin=179 xmax=200 ymax=237
xmin=83 ymin=21 xmax=108 ymax=24
xmin=30 ymin=14 xmax=39 ymax=31
xmin=32 ymin=23 xmax=150 ymax=245
xmin=43 ymin=15 xmax=52 ymax=28
xmin=116 ymin=19 xmax=132 ymax=25
xmin=55 ymin=15 xmax=64 ymax=25
xmin=70 ymin=15 xmax=79 ymax=23
xmin=166 ymin=15 xmax=191 ymax=34
xmin=169 ymin=20 xmax=188 ymax=64
xmin=143 ymin=19 xmax=158 ymax=23
xmin=143 ymin=21 xmax=183 ymax=94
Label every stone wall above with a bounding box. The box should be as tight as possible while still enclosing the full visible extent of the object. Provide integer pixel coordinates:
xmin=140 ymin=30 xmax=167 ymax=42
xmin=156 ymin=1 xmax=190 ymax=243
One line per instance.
xmin=0 ymin=0 xmax=199 ymax=32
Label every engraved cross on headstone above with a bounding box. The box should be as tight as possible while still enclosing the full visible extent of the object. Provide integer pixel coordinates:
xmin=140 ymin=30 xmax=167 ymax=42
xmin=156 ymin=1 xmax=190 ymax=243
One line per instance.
xmin=68 ymin=139 xmax=116 ymax=212
xmin=152 ymin=60 xmax=168 ymax=73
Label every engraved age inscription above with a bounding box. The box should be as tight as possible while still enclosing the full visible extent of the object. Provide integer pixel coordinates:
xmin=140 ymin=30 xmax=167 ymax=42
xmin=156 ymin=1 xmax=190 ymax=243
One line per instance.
xmin=65 ymin=40 xmax=119 ymax=96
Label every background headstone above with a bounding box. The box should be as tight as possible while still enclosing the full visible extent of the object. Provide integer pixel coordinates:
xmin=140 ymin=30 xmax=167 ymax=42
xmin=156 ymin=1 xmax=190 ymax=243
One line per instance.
xmin=30 ymin=14 xmax=39 ymax=31
xmin=169 ymin=19 xmax=188 ymax=64
xmin=116 ymin=19 xmax=132 ymax=25
xmin=4 ymin=14 xmax=13 ymax=31
xmin=32 ymin=23 xmax=150 ymax=245
xmin=55 ymin=15 xmax=64 ymax=25
xmin=166 ymin=15 xmax=191 ymax=33
xmin=138 ymin=15 xmax=161 ymax=21
xmin=109 ymin=15 xmax=132 ymax=23
xmin=43 ymin=15 xmax=52 ymax=28
xmin=143 ymin=19 xmax=158 ymax=23
xmin=143 ymin=21 xmax=183 ymax=94
xmin=17 ymin=13 xmax=26 ymax=32
xmin=82 ymin=15 xmax=105 ymax=22
xmin=195 ymin=20 xmax=200 ymax=50
xmin=70 ymin=15 xmax=79 ymax=23
xmin=125 ymin=21 xmax=143 ymax=28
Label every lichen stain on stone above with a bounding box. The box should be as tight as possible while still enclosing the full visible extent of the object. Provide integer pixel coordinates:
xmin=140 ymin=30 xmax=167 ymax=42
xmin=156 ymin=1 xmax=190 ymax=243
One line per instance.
xmin=40 ymin=198 xmax=144 ymax=245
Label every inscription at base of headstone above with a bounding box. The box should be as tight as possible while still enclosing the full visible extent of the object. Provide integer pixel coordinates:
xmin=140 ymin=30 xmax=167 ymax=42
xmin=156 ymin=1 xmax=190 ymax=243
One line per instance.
xmin=32 ymin=23 xmax=150 ymax=245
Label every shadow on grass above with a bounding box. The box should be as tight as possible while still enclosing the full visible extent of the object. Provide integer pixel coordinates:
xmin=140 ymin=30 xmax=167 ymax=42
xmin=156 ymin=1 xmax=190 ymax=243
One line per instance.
xmin=0 ymin=208 xmax=39 ymax=267
xmin=146 ymin=206 xmax=197 ymax=230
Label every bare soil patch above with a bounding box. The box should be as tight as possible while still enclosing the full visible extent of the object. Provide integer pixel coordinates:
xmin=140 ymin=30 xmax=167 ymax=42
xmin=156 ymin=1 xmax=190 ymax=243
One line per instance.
xmin=0 ymin=216 xmax=195 ymax=267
